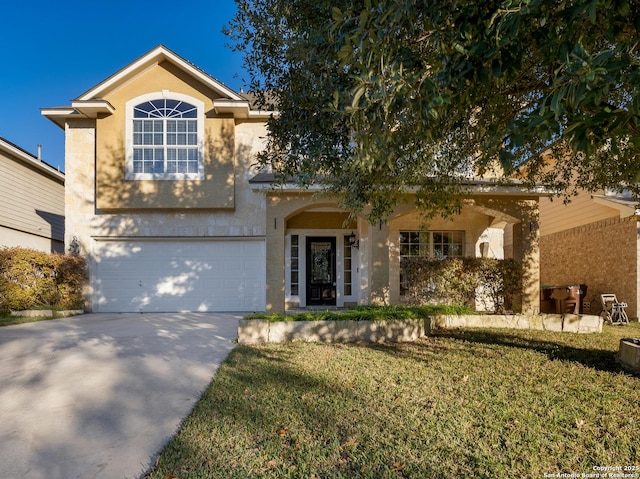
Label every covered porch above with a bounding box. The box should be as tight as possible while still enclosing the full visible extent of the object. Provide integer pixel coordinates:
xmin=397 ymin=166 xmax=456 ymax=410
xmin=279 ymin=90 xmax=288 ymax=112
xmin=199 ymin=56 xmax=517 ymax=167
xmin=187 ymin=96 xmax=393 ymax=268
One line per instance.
xmin=258 ymin=187 xmax=541 ymax=314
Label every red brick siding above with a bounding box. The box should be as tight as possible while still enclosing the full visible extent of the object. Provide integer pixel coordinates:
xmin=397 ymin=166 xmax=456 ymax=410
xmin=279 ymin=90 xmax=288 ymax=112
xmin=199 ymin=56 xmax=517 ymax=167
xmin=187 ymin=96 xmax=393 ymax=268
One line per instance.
xmin=540 ymin=216 xmax=638 ymax=318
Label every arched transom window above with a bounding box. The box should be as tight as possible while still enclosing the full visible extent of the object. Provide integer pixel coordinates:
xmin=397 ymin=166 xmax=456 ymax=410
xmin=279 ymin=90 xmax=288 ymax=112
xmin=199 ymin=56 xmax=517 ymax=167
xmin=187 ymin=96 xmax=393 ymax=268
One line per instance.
xmin=126 ymin=92 xmax=204 ymax=180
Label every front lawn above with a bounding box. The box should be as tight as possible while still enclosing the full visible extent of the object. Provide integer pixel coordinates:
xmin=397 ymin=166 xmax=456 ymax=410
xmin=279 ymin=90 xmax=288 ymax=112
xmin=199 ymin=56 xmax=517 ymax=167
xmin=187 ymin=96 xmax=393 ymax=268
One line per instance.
xmin=245 ymin=304 xmax=475 ymax=322
xmin=146 ymin=323 xmax=640 ymax=479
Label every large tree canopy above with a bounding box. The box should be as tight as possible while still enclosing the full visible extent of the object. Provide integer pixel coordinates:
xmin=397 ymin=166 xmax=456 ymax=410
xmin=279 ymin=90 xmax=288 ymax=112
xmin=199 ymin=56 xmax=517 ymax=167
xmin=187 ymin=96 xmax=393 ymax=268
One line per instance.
xmin=226 ymin=0 xmax=640 ymax=219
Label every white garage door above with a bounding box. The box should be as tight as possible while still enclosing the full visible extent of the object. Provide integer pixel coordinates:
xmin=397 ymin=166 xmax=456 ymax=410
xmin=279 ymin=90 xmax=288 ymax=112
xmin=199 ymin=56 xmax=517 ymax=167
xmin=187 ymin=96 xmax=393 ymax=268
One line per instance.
xmin=93 ymin=239 xmax=265 ymax=312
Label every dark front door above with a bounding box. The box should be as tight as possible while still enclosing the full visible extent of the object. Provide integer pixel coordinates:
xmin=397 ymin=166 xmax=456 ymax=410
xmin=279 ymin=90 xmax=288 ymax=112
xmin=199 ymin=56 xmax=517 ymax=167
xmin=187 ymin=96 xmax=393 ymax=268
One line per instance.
xmin=306 ymin=237 xmax=336 ymax=306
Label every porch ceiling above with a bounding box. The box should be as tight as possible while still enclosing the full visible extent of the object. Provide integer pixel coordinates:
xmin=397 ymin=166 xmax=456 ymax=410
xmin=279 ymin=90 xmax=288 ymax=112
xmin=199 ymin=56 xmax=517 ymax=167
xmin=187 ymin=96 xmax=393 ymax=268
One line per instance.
xmin=465 ymin=203 xmax=521 ymax=225
xmin=287 ymin=211 xmax=356 ymax=230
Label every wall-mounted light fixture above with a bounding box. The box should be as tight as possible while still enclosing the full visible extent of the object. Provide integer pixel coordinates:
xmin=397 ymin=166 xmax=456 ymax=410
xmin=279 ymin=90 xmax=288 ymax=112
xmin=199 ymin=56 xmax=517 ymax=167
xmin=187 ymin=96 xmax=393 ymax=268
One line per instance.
xmin=69 ymin=235 xmax=81 ymax=256
xmin=348 ymin=231 xmax=359 ymax=248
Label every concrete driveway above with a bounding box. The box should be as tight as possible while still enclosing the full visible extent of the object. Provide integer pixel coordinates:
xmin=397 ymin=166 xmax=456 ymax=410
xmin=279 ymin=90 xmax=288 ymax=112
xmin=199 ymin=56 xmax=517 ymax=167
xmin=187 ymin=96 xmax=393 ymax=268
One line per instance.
xmin=0 ymin=312 xmax=240 ymax=479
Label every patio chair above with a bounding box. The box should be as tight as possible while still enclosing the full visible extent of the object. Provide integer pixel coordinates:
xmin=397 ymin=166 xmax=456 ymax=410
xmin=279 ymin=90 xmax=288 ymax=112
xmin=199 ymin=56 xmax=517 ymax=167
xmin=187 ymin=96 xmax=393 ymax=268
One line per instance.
xmin=599 ymin=294 xmax=629 ymax=325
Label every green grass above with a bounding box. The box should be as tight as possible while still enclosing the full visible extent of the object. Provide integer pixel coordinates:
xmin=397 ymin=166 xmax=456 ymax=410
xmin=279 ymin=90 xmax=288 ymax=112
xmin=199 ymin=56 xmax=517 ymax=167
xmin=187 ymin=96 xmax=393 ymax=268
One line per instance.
xmin=245 ymin=304 xmax=475 ymax=322
xmin=146 ymin=323 xmax=640 ymax=478
xmin=0 ymin=312 xmax=55 ymax=327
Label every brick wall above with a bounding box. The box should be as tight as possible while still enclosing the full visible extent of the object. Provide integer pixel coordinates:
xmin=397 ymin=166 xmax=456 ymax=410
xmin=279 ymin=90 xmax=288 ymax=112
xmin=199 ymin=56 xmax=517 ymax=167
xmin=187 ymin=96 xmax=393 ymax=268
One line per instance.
xmin=540 ymin=216 xmax=638 ymax=318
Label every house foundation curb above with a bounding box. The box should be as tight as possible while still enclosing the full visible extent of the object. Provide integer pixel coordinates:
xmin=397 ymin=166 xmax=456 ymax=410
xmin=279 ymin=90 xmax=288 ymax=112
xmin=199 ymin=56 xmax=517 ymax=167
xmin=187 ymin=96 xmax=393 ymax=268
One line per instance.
xmin=238 ymin=318 xmax=429 ymax=344
xmin=431 ymin=313 xmax=603 ymax=334
xmin=238 ymin=313 xmax=603 ymax=344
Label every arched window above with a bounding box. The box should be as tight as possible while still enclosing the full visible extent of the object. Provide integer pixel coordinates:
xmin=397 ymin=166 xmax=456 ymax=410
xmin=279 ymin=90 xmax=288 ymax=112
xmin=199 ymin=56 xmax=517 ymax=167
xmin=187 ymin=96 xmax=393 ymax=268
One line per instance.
xmin=126 ymin=92 xmax=204 ymax=180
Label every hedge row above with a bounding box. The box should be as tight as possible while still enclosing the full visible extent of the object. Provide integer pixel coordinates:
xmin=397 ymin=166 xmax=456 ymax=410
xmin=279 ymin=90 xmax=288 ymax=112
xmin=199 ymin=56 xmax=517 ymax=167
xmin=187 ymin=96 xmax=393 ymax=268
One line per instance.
xmin=245 ymin=304 xmax=475 ymax=322
xmin=0 ymin=247 xmax=86 ymax=312
xmin=400 ymin=257 xmax=522 ymax=313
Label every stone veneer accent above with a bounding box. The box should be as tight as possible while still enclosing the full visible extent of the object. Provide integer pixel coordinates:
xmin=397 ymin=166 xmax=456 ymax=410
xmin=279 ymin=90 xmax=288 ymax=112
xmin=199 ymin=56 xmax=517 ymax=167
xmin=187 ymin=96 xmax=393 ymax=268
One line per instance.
xmin=617 ymin=338 xmax=640 ymax=375
xmin=431 ymin=313 xmax=602 ymax=333
xmin=237 ymin=313 xmax=602 ymax=344
xmin=540 ymin=216 xmax=638 ymax=319
xmin=238 ymin=318 xmax=429 ymax=344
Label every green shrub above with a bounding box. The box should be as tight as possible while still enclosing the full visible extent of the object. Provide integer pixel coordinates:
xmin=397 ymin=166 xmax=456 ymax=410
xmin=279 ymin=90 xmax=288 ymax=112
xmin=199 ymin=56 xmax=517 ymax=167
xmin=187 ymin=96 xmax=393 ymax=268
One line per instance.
xmin=245 ymin=304 xmax=475 ymax=322
xmin=0 ymin=247 xmax=86 ymax=312
xmin=400 ymin=257 xmax=521 ymax=313
xmin=476 ymin=257 xmax=522 ymax=312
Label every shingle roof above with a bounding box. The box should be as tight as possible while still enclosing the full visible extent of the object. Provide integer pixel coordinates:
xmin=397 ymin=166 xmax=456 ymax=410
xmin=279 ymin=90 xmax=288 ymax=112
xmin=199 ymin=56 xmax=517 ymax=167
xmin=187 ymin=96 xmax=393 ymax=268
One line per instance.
xmin=248 ymin=171 xmax=277 ymax=183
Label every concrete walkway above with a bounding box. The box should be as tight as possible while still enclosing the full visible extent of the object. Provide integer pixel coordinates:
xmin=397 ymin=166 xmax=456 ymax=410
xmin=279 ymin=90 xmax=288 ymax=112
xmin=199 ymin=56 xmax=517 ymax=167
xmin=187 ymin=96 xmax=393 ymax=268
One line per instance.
xmin=0 ymin=312 xmax=240 ymax=479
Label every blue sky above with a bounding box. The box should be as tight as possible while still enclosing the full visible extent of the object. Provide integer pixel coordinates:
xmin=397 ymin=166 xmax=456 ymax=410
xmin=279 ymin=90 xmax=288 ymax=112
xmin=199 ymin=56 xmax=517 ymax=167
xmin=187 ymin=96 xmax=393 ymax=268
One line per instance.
xmin=0 ymin=0 xmax=247 ymax=171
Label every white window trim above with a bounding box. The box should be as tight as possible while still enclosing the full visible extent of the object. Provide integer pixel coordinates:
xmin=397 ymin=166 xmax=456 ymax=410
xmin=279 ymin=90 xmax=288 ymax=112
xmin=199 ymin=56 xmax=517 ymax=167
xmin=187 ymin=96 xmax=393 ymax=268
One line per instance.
xmin=399 ymin=230 xmax=465 ymax=258
xmin=285 ymin=230 xmax=360 ymax=308
xmin=125 ymin=91 xmax=205 ymax=181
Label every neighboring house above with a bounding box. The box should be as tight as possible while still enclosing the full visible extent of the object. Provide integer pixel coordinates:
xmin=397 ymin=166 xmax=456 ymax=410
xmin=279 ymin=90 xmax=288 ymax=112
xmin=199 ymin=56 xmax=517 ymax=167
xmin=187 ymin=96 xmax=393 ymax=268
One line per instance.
xmin=42 ymin=45 xmax=546 ymax=313
xmin=0 ymin=137 xmax=64 ymax=253
xmin=539 ymin=190 xmax=640 ymax=319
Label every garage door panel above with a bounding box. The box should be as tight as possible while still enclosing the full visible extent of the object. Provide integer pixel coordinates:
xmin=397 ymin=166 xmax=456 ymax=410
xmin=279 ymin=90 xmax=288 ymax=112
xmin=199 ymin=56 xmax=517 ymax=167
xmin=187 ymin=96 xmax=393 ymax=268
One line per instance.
xmin=94 ymin=240 xmax=265 ymax=312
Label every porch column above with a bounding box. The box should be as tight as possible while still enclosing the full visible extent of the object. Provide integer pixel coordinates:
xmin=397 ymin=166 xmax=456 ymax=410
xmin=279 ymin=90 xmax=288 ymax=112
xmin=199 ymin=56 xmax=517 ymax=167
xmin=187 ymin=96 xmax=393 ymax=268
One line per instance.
xmin=65 ymin=118 xmax=97 ymax=311
xmin=513 ymin=200 xmax=540 ymax=314
xmin=369 ymin=220 xmax=391 ymax=305
xmin=65 ymin=118 xmax=96 ymax=257
xmin=266 ymin=197 xmax=286 ymax=313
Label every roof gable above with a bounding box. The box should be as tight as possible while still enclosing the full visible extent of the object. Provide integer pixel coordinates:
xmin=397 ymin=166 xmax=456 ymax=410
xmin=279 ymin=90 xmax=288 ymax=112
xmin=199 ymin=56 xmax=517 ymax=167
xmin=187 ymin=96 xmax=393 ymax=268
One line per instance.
xmin=76 ymin=45 xmax=244 ymax=102
xmin=43 ymin=45 xmax=275 ymax=129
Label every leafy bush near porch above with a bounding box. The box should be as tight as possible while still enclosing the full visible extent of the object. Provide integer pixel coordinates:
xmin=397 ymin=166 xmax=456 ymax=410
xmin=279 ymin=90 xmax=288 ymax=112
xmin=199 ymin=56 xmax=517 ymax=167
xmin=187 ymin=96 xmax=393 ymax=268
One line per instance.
xmin=401 ymin=257 xmax=521 ymax=312
xmin=245 ymin=304 xmax=475 ymax=322
xmin=0 ymin=247 xmax=86 ymax=312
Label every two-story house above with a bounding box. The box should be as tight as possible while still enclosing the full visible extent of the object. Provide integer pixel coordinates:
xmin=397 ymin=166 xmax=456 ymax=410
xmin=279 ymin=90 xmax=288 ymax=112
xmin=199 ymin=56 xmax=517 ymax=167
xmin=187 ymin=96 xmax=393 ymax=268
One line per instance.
xmin=43 ymin=45 xmax=545 ymax=314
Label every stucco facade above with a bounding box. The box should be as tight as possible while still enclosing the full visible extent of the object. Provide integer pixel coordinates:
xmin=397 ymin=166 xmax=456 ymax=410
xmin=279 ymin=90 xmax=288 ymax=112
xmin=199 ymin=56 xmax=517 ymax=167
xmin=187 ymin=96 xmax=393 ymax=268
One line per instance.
xmin=62 ymin=61 xmax=268 ymax=249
